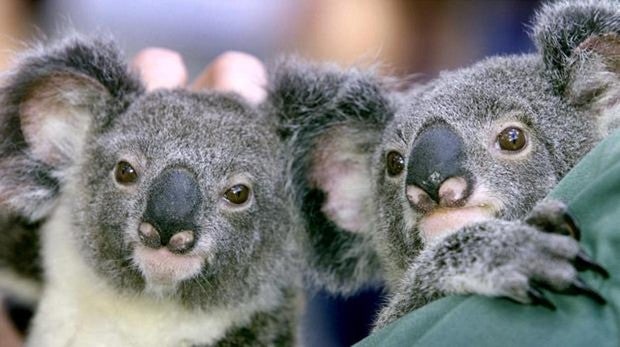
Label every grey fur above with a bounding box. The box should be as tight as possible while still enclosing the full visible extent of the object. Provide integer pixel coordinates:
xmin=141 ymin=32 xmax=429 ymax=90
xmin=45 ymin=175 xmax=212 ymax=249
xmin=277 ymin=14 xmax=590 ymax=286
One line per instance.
xmin=270 ymin=0 xmax=619 ymax=331
xmin=374 ymin=0 xmax=619 ymax=328
xmin=266 ymin=58 xmax=397 ymax=295
xmin=0 ymin=36 xmax=302 ymax=346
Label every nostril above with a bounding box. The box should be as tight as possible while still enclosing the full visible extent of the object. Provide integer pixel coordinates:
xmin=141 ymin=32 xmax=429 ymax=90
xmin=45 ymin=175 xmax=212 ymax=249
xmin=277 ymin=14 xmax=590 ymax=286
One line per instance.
xmin=406 ymin=185 xmax=437 ymax=213
xmin=144 ymin=167 xmax=202 ymax=246
xmin=138 ymin=222 xmax=161 ymax=249
xmin=438 ymin=176 xmax=469 ymax=207
xmin=168 ymin=230 xmax=195 ymax=254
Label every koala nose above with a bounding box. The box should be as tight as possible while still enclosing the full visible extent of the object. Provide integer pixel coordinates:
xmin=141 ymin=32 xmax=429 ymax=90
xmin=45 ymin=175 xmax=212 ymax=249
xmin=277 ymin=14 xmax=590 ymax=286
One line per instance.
xmin=406 ymin=123 xmax=474 ymax=209
xmin=142 ymin=168 xmax=202 ymax=252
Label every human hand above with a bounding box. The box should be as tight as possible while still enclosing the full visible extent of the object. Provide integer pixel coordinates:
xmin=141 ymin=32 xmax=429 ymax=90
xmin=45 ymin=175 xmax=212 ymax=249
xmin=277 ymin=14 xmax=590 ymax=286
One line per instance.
xmin=131 ymin=48 xmax=267 ymax=103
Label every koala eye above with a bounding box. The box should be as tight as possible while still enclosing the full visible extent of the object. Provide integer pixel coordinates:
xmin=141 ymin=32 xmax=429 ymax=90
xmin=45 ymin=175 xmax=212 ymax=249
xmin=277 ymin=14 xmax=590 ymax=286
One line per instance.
xmin=224 ymin=184 xmax=250 ymax=205
xmin=115 ymin=161 xmax=138 ymax=185
xmin=497 ymin=126 xmax=527 ymax=152
xmin=386 ymin=151 xmax=405 ymax=176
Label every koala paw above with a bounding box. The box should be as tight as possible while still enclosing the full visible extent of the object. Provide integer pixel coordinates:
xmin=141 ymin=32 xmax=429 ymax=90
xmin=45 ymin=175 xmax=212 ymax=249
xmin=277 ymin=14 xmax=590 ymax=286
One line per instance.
xmin=433 ymin=201 xmax=609 ymax=310
xmin=519 ymin=200 xmax=609 ymax=308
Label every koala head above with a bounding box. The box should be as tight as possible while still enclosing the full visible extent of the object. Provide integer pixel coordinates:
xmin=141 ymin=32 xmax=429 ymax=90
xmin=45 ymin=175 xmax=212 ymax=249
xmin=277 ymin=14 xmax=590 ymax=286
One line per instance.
xmin=277 ymin=0 xmax=620 ymax=287
xmin=0 ymin=37 xmax=298 ymax=308
xmin=374 ymin=0 xmax=619 ymax=274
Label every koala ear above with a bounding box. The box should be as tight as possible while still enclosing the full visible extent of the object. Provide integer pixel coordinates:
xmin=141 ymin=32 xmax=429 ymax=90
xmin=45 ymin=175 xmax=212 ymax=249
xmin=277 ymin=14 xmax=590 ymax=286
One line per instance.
xmin=268 ymin=58 xmax=394 ymax=293
xmin=0 ymin=37 xmax=143 ymax=220
xmin=533 ymin=0 xmax=620 ymax=134
xmin=18 ymin=72 xmax=109 ymax=167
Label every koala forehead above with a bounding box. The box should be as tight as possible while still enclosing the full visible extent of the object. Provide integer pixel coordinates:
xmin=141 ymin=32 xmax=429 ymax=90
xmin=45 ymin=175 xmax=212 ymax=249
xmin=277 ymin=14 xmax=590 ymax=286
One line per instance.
xmin=117 ymin=90 xmax=276 ymax=149
xmin=93 ymin=90 xmax=281 ymax=174
xmin=393 ymin=55 xmax=549 ymax=138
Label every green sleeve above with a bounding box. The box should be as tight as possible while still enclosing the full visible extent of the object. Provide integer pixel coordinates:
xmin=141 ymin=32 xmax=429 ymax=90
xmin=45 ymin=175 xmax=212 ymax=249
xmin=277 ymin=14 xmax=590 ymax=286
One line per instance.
xmin=355 ymin=130 xmax=620 ymax=347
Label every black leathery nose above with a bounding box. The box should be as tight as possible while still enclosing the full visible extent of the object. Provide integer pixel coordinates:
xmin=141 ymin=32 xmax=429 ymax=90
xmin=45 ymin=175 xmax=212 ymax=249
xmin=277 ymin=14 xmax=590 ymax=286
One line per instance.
xmin=143 ymin=168 xmax=202 ymax=246
xmin=406 ymin=123 xmax=470 ymax=202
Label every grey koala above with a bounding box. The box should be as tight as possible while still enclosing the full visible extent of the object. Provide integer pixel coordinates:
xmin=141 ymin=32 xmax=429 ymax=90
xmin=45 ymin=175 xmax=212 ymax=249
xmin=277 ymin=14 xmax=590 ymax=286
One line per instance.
xmin=0 ymin=36 xmax=302 ymax=346
xmin=271 ymin=0 xmax=617 ymax=331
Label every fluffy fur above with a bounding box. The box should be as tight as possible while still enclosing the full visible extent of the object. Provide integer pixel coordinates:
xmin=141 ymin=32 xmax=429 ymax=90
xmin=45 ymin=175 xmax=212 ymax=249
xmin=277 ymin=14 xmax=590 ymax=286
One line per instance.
xmin=267 ymin=58 xmax=396 ymax=295
xmin=270 ymin=0 xmax=618 ymax=331
xmin=0 ymin=36 xmax=302 ymax=346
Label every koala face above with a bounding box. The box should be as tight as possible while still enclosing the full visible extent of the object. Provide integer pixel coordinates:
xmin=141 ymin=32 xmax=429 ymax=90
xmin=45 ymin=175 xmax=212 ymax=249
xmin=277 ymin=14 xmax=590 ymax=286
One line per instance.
xmin=71 ymin=91 xmax=293 ymax=306
xmin=375 ymin=56 xmax=598 ymax=263
xmin=0 ymin=38 xmax=298 ymax=316
xmin=370 ymin=0 xmax=620 ymax=276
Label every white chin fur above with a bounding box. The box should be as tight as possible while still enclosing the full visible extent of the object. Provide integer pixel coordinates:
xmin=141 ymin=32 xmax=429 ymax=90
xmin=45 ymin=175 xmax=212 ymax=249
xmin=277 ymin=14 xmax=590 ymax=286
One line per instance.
xmin=419 ymin=207 xmax=494 ymax=242
xmin=133 ymin=246 xmax=204 ymax=288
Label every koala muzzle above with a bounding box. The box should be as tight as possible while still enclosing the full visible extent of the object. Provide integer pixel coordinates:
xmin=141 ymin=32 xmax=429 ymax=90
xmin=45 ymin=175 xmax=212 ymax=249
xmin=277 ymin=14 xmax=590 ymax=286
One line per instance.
xmin=406 ymin=123 xmax=474 ymax=211
xmin=141 ymin=168 xmax=202 ymax=253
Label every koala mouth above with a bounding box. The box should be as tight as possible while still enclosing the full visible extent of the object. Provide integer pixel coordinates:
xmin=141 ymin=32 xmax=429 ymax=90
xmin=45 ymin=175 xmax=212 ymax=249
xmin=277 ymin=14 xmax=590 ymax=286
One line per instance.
xmin=418 ymin=205 xmax=496 ymax=241
xmin=132 ymin=245 xmax=205 ymax=288
xmin=407 ymin=181 xmax=503 ymax=241
xmin=128 ymin=219 xmax=209 ymax=292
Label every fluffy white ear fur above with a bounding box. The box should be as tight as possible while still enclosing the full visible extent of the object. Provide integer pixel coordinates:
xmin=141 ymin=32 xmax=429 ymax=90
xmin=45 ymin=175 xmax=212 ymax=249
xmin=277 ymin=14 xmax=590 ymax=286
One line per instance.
xmin=567 ymin=33 xmax=620 ymax=136
xmin=20 ymin=73 xmax=108 ymax=167
xmin=0 ymin=73 xmax=109 ymax=220
xmin=309 ymin=126 xmax=376 ymax=233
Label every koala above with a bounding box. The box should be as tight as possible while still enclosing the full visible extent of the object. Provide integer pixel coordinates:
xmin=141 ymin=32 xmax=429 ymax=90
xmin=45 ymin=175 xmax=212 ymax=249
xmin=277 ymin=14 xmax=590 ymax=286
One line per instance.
xmin=271 ymin=0 xmax=617 ymax=331
xmin=268 ymin=61 xmax=395 ymax=296
xmin=0 ymin=36 xmax=302 ymax=346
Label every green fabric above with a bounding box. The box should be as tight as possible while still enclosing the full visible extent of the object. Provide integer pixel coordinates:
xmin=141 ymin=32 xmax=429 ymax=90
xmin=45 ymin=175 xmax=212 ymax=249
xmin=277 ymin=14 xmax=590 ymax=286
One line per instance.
xmin=356 ymin=130 xmax=620 ymax=347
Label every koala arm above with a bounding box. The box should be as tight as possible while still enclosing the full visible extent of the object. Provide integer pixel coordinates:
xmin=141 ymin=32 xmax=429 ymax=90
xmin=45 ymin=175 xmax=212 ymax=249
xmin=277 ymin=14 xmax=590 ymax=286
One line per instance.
xmin=374 ymin=200 xmax=608 ymax=330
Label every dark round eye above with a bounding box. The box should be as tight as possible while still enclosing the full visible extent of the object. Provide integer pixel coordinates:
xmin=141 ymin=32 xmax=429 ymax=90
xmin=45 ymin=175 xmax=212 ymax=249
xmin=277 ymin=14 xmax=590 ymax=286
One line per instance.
xmin=224 ymin=184 xmax=250 ymax=205
xmin=386 ymin=151 xmax=405 ymax=176
xmin=497 ymin=126 xmax=527 ymax=151
xmin=114 ymin=161 xmax=138 ymax=185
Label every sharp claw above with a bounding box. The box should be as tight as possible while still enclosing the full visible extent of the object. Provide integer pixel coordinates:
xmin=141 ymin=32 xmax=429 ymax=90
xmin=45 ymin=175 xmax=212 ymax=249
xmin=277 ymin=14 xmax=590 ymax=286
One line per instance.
xmin=524 ymin=206 xmax=580 ymax=239
xmin=562 ymin=210 xmax=581 ymax=240
xmin=565 ymin=278 xmax=607 ymax=305
xmin=575 ymin=250 xmax=610 ymax=278
xmin=527 ymin=287 xmax=556 ymax=311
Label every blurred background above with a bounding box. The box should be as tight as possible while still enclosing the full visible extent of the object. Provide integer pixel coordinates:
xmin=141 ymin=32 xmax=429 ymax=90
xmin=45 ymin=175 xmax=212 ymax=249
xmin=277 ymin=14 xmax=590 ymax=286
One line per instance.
xmin=0 ymin=0 xmax=541 ymax=346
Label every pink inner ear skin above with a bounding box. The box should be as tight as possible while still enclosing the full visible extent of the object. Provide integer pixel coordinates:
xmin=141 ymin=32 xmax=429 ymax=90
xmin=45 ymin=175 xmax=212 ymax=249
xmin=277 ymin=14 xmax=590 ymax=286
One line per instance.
xmin=577 ymin=33 xmax=620 ymax=71
xmin=20 ymin=92 xmax=67 ymax=166
xmin=314 ymin=162 xmax=369 ymax=233
xmin=310 ymin=129 xmax=373 ymax=234
xmin=18 ymin=73 xmax=109 ymax=167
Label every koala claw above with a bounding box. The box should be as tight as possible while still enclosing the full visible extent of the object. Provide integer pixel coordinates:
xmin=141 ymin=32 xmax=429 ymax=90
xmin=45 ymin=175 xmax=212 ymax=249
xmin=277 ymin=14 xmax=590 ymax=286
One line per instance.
xmin=525 ymin=200 xmax=580 ymax=240
xmin=574 ymin=250 xmax=610 ymax=278
xmin=526 ymin=286 xmax=556 ymax=311
xmin=564 ymin=277 xmax=607 ymax=304
xmin=527 ymin=274 xmax=607 ymax=309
